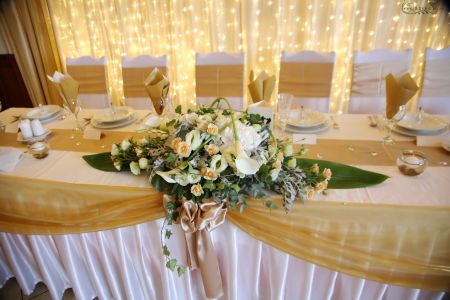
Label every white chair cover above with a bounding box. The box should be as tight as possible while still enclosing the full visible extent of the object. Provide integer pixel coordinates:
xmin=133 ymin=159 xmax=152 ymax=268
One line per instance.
xmin=121 ymin=55 xmax=168 ymax=111
xmin=279 ymin=51 xmax=335 ymax=113
xmin=419 ymin=47 xmax=450 ymax=114
xmin=349 ymin=49 xmax=412 ymax=114
xmin=195 ymin=52 xmax=245 ymax=111
xmin=66 ymin=56 xmax=109 ymax=109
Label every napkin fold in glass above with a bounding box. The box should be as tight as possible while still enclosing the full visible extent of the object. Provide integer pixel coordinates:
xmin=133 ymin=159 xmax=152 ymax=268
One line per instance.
xmin=47 ymin=71 xmax=80 ymax=103
xmin=0 ymin=147 xmax=23 ymax=172
xmin=144 ymin=68 xmax=170 ymax=115
xmin=385 ymin=73 xmax=419 ymax=119
xmin=248 ymin=70 xmax=276 ymax=104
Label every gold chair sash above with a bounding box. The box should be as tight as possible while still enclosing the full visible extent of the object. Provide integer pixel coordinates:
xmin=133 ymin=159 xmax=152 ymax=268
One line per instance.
xmin=123 ymin=66 xmax=167 ymax=98
xmin=195 ymin=65 xmax=244 ymax=97
xmin=278 ymin=62 xmax=334 ymax=97
xmin=66 ymin=65 xmax=107 ymax=94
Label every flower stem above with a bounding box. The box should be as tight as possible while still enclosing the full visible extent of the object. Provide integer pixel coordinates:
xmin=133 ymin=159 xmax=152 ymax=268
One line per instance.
xmin=209 ymin=97 xmax=238 ymax=143
xmin=267 ymin=129 xmax=278 ymax=161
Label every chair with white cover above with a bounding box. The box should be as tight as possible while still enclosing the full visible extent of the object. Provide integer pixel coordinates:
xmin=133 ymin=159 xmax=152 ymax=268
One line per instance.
xmin=195 ymin=52 xmax=245 ymax=111
xmin=66 ymin=56 xmax=109 ymax=109
xmin=419 ymin=47 xmax=450 ymax=114
xmin=121 ymin=55 xmax=168 ymax=110
xmin=278 ymin=51 xmax=335 ymax=113
xmin=349 ymin=49 xmax=412 ymax=114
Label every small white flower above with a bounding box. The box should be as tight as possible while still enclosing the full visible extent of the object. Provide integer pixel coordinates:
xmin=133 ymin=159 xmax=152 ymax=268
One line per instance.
xmin=175 ymin=172 xmax=189 ymax=186
xmin=270 ymin=169 xmax=280 ymax=181
xmin=139 ymin=157 xmax=149 ymax=169
xmin=235 ymin=142 xmax=260 ymax=175
xmin=111 ymin=144 xmax=120 ymax=156
xmin=191 ymin=183 xmax=204 ymax=197
xmin=283 ymin=144 xmax=293 ymax=157
xmin=210 ymin=154 xmax=228 ymax=173
xmin=113 ymin=161 xmax=121 ymax=171
xmin=121 ymin=139 xmax=131 ymax=151
xmin=130 ymin=161 xmax=140 ymax=175
xmin=287 ymin=157 xmax=297 ymax=169
xmin=156 ymin=169 xmax=180 ymax=183
xmin=135 ymin=148 xmax=143 ymax=156
xmin=182 ymin=112 xmax=198 ymax=124
xmin=188 ymin=169 xmax=202 ymax=184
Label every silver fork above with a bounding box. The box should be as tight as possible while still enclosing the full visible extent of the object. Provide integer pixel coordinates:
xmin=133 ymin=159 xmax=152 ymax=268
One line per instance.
xmin=330 ymin=116 xmax=339 ymax=129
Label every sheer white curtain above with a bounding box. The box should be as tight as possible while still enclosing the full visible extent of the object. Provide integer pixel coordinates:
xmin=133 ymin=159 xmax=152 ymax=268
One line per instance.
xmin=47 ymin=0 xmax=450 ymax=112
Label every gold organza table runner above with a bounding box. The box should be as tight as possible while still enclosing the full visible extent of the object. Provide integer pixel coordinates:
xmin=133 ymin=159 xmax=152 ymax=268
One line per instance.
xmin=0 ymin=129 xmax=449 ymax=291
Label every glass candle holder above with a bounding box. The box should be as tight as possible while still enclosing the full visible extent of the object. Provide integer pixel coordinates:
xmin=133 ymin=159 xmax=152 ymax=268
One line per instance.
xmin=28 ymin=142 xmax=50 ymax=159
xmin=396 ymin=150 xmax=428 ymax=176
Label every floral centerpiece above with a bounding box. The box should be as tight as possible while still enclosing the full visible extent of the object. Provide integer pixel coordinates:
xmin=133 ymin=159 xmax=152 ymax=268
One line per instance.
xmin=84 ymin=97 xmax=387 ymax=298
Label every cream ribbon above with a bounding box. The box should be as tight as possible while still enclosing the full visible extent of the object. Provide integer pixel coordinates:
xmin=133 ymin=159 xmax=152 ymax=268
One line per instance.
xmin=166 ymin=196 xmax=227 ymax=298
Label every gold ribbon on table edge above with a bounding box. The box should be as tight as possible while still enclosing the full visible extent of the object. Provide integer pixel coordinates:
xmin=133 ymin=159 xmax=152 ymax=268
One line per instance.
xmin=0 ymin=174 xmax=449 ymax=292
xmin=164 ymin=195 xmax=226 ymax=299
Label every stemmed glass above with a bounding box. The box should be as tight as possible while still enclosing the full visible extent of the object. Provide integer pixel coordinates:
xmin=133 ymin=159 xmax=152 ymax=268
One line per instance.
xmin=64 ymin=98 xmax=82 ymax=131
xmin=382 ymin=105 xmax=406 ymax=144
xmin=277 ymin=93 xmax=293 ymax=132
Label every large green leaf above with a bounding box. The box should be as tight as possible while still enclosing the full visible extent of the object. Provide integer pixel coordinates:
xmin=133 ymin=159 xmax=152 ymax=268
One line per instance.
xmin=297 ymin=158 xmax=389 ymax=189
xmin=82 ymin=152 xmax=118 ymax=172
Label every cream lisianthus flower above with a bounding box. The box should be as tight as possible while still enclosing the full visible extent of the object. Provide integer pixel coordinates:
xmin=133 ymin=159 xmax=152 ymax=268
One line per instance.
xmin=202 ymin=167 xmax=218 ymax=181
xmin=307 ymin=188 xmax=314 ymax=200
xmin=177 ymin=141 xmax=191 ymax=157
xmin=191 ymin=183 xmax=204 ymax=197
xmin=111 ymin=144 xmax=119 ymax=156
xmin=315 ymin=180 xmax=328 ymax=191
xmin=322 ymin=168 xmax=332 ymax=180
xmin=311 ymin=163 xmax=319 ymax=175
xmin=188 ymin=169 xmax=202 ymax=184
xmin=287 ymin=157 xmax=297 ymax=169
xmin=207 ymin=123 xmax=219 ymax=135
xmin=130 ymin=161 xmax=140 ymax=175
xmin=170 ymin=137 xmax=182 ymax=150
xmin=277 ymin=151 xmax=284 ymax=161
xmin=175 ymin=172 xmax=189 ymax=186
xmin=205 ymin=144 xmax=219 ymax=155
xmin=210 ymin=154 xmax=228 ymax=173
xmin=185 ymin=129 xmax=204 ymax=151
xmin=272 ymin=159 xmax=282 ymax=170
xmin=121 ymin=139 xmax=131 ymax=151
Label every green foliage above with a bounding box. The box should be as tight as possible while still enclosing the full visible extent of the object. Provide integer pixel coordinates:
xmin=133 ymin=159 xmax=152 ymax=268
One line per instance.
xmin=82 ymin=152 xmax=118 ymax=172
xmin=162 ymin=245 xmax=170 ymax=256
xmin=177 ymin=266 xmax=187 ymax=276
xmin=165 ymin=229 xmax=172 ymax=239
xmin=166 ymin=259 xmax=177 ymax=271
xmin=175 ymin=105 xmax=182 ymax=114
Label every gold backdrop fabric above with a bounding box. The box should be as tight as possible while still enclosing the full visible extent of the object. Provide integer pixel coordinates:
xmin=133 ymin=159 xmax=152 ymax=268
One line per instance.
xmin=0 ymin=174 xmax=449 ymax=291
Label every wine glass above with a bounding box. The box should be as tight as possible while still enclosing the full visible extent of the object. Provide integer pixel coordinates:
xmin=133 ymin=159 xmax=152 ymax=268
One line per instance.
xmin=382 ymin=105 xmax=406 ymax=145
xmin=277 ymin=93 xmax=293 ymax=132
xmin=65 ymin=98 xmax=82 ymax=131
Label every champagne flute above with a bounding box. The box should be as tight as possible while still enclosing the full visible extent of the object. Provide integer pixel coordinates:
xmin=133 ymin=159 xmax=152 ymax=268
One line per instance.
xmin=382 ymin=105 xmax=406 ymax=145
xmin=66 ymin=98 xmax=82 ymax=131
xmin=277 ymin=93 xmax=293 ymax=132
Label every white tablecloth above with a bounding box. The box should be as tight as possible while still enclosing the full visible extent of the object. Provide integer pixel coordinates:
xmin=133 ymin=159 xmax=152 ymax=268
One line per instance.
xmin=0 ymin=108 xmax=448 ymax=300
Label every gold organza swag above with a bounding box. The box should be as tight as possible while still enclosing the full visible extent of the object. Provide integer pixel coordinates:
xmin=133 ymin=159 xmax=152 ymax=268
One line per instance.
xmin=0 ymin=174 xmax=449 ymax=291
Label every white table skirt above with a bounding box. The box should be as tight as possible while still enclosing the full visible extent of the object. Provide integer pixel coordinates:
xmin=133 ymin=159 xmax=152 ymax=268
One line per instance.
xmin=0 ymin=108 xmax=448 ymax=299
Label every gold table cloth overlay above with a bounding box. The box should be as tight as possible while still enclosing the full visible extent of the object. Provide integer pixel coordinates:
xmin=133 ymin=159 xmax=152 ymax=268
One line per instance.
xmin=0 ymin=129 xmax=449 ymax=291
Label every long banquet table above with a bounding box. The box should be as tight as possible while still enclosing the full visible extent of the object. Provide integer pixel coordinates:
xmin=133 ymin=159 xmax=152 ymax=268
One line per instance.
xmin=0 ymin=107 xmax=449 ymax=300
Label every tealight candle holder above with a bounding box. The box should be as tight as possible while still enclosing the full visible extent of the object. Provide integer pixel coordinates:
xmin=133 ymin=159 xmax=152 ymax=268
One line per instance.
xmin=396 ymin=150 xmax=427 ymax=176
xmin=28 ymin=142 xmax=50 ymax=159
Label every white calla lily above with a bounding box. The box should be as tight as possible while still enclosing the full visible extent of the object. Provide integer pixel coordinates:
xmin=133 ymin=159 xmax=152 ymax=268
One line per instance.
xmin=185 ymin=129 xmax=204 ymax=151
xmin=210 ymin=154 xmax=228 ymax=173
xmin=235 ymin=142 xmax=260 ymax=175
xmin=155 ymin=168 xmax=181 ymax=183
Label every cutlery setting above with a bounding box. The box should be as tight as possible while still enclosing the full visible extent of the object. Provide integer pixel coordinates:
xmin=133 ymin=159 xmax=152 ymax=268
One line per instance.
xmin=368 ymin=115 xmax=378 ymax=127
xmin=329 ymin=116 xmax=340 ymax=129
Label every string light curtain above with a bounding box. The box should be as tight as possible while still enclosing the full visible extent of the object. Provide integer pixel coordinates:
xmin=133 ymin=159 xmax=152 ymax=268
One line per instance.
xmin=48 ymin=0 xmax=450 ymax=113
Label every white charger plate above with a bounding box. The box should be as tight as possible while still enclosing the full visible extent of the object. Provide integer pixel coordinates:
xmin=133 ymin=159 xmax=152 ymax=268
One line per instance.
xmin=17 ymin=129 xmax=52 ymax=143
xmin=92 ymin=107 xmax=134 ymax=124
xmin=287 ymin=109 xmax=327 ymax=128
xmin=284 ymin=119 xmax=331 ymax=134
xmin=393 ymin=124 xmax=449 ymax=137
xmin=91 ymin=114 xmax=137 ymax=129
xmin=397 ymin=113 xmax=447 ymax=133
xmin=22 ymin=105 xmax=62 ymax=120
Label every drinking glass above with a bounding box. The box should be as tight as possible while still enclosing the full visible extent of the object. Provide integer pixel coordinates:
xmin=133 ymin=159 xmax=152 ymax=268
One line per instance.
xmin=382 ymin=105 xmax=406 ymax=145
xmin=277 ymin=93 xmax=293 ymax=132
xmin=65 ymin=98 xmax=82 ymax=131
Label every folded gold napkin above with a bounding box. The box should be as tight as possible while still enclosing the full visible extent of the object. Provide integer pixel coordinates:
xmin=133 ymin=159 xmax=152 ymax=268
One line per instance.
xmin=248 ymin=70 xmax=276 ymax=104
xmin=144 ymin=68 xmax=170 ymax=115
xmin=385 ymin=73 xmax=419 ymax=119
xmin=47 ymin=71 xmax=79 ymax=103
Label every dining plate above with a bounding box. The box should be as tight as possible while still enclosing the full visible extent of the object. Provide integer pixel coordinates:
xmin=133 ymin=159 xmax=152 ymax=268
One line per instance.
xmin=392 ymin=124 xmax=449 ymax=137
xmin=22 ymin=105 xmax=62 ymax=121
xmin=284 ymin=119 xmax=331 ymax=134
xmin=92 ymin=107 xmax=134 ymax=124
xmin=91 ymin=113 xmax=137 ymax=129
xmin=287 ymin=109 xmax=327 ymax=128
xmin=397 ymin=113 xmax=447 ymax=133
xmin=17 ymin=129 xmax=52 ymax=143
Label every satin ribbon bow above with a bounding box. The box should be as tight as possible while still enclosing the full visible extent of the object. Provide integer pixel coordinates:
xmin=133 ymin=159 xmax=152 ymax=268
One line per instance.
xmin=165 ymin=195 xmax=227 ymax=299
